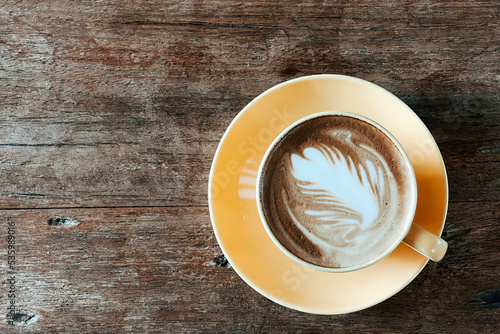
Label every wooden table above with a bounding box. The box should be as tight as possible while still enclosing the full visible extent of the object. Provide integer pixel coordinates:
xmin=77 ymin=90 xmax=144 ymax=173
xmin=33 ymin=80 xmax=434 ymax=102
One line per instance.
xmin=1 ymin=0 xmax=498 ymax=332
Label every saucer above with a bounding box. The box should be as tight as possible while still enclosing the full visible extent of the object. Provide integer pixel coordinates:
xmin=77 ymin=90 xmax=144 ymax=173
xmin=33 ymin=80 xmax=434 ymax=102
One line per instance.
xmin=208 ymin=74 xmax=448 ymax=314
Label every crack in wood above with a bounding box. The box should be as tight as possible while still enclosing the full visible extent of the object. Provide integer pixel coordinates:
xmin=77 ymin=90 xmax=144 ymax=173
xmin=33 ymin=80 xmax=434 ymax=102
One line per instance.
xmin=48 ymin=217 xmax=79 ymax=227
xmin=213 ymin=254 xmax=231 ymax=268
xmin=470 ymin=290 xmax=500 ymax=309
xmin=1 ymin=204 xmax=208 ymax=211
xmin=8 ymin=310 xmax=39 ymax=326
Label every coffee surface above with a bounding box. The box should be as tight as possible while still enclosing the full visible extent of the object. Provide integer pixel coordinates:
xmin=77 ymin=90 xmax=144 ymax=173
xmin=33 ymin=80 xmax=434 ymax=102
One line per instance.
xmin=259 ymin=115 xmax=414 ymax=269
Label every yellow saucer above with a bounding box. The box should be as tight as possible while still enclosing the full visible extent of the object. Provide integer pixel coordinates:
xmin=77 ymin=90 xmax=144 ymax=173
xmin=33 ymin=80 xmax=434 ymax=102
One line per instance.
xmin=208 ymin=74 xmax=448 ymax=314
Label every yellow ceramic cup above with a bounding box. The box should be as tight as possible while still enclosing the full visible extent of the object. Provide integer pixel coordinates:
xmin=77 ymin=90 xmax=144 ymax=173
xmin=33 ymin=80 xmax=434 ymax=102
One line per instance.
xmin=256 ymin=111 xmax=448 ymax=273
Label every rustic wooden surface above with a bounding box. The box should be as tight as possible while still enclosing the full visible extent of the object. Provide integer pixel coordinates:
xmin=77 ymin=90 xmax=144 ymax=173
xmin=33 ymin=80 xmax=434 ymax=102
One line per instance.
xmin=0 ymin=0 xmax=499 ymax=332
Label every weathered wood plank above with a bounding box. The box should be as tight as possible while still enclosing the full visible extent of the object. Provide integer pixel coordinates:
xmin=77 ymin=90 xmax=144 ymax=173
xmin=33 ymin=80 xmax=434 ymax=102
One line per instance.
xmin=1 ymin=0 xmax=499 ymax=209
xmin=0 ymin=113 xmax=497 ymax=208
xmin=0 ymin=203 xmax=498 ymax=332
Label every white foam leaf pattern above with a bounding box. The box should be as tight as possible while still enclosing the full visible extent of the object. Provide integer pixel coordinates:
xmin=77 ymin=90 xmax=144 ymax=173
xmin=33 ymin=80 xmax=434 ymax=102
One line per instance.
xmin=290 ymin=145 xmax=384 ymax=230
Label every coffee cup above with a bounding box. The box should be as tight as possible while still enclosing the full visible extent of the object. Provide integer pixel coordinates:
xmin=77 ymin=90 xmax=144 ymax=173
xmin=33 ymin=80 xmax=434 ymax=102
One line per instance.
xmin=256 ymin=111 xmax=448 ymax=273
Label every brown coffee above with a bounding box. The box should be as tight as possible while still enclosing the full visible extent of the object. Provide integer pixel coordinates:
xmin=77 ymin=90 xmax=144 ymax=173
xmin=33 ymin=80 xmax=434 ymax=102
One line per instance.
xmin=258 ymin=114 xmax=414 ymax=269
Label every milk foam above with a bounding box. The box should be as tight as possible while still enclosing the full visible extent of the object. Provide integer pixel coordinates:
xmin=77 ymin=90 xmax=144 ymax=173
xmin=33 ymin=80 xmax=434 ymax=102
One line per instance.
xmin=260 ymin=116 xmax=413 ymax=269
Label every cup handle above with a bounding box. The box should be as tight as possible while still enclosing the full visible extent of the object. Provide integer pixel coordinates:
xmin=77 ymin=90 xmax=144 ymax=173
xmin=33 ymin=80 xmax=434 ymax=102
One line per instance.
xmin=402 ymin=224 xmax=448 ymax=262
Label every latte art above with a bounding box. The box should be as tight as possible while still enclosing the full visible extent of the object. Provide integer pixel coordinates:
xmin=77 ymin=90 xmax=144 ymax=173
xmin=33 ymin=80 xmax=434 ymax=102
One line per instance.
xmin=259 ymin=115 xmax=414 ymax=269
xmin=291 ymin=140 xmax=387 ymax=230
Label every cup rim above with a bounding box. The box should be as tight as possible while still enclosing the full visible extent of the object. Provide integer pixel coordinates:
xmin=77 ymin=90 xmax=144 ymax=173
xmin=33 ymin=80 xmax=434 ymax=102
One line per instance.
xmin=256 ymin=111 xmax=418 ymax=273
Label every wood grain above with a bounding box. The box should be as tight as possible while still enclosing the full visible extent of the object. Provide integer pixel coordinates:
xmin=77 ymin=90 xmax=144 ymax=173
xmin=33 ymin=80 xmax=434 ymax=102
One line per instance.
xmin=1 ymin=0 xmax=498 ymax=209
xmin=0 ymin=0 xmax=499 ymax=332
xmin=0 ymin=204 xmax=498 ymax=332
